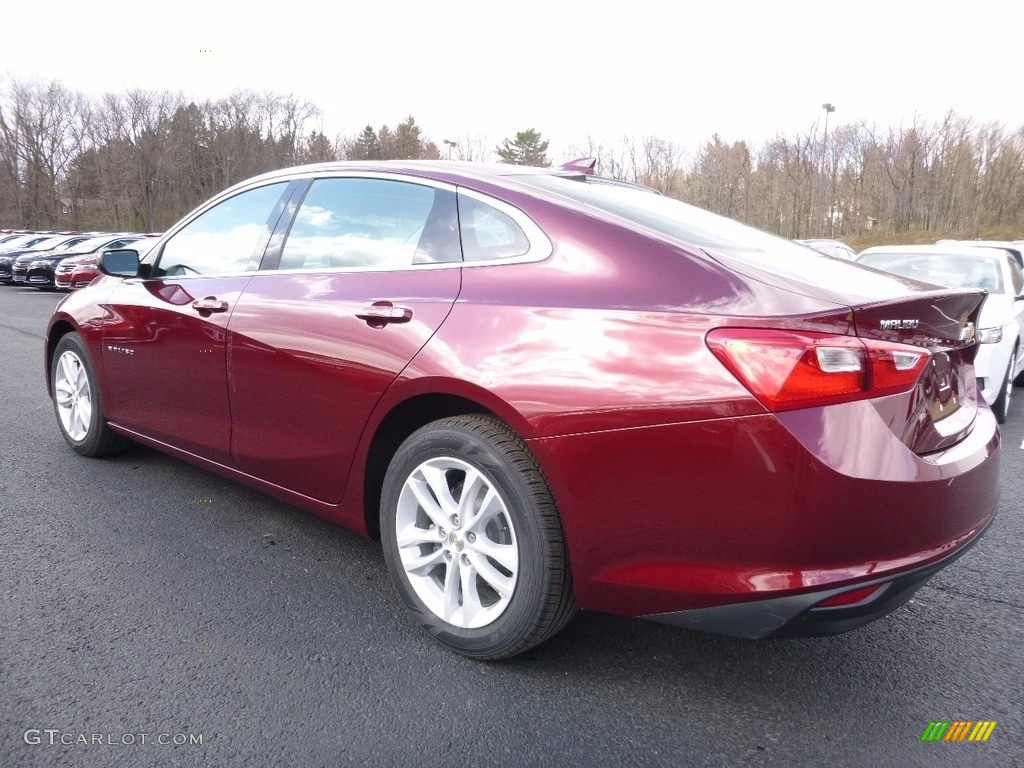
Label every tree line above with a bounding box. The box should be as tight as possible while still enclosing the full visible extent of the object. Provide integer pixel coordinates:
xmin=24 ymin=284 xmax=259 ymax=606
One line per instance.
xmin=568 ymin=114 xmax=1024 ymax=248
xmin=1 ymin=76 xmax=1022 ymax=246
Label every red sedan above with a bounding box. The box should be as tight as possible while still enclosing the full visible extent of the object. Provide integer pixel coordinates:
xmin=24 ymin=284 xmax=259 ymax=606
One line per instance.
xmin=54 ymin=237 xmax=159 ymax=291
xmin=52 ymin=256 xmax=101 ymax=290
xmin=45 ymin=161 xmax=1000 ymax=658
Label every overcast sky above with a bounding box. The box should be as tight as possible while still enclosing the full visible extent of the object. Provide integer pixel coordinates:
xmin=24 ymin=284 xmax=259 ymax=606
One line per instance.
xmin=3 ymin=0 xmax=1021 ymax=160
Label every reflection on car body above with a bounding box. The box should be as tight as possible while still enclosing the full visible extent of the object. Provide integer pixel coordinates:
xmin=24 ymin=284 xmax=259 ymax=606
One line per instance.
xmin=45 ymin=160 xmax=1001 ymax=659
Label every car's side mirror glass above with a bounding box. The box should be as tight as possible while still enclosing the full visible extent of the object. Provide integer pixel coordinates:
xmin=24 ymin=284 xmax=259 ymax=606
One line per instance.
xmin=100 ymin=249 xmax=140 ymax=277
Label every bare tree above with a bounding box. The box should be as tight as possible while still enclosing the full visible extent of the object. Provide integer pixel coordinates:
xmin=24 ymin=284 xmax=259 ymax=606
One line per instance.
xmin=2 ymin=74 xmax=1021 ymax=244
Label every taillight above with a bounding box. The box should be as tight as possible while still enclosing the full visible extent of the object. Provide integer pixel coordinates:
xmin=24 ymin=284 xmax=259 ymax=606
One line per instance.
xmin=816 ymin=584 xmax=885 ymax=608
xmin=706 ymin=328 xmax=929 ymax=411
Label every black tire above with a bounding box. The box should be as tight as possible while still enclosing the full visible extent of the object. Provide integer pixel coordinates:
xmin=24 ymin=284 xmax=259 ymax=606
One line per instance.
xmin=51 ymin=332 xmax=128 ymax=457
xmin=380 ymin=415 xmax=576 ymax=660
xmin=990 ymin=349 xmax=1015 ymax=424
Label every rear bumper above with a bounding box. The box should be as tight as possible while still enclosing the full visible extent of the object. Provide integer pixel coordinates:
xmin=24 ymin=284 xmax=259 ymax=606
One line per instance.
xmin=642 ymin=519 xmax=989 ymax=638
xmin=532 ymin=398 xmax=1000 ymax=623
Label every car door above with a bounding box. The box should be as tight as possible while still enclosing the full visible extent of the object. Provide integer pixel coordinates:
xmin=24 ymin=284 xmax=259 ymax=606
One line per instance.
xmin=101 ymin=181 xmax=293 ymax=463
xmin=1008 ymin=255 xmax=1024 ymax=379
xmin=227 ymin=175 xmax=463 ymax=503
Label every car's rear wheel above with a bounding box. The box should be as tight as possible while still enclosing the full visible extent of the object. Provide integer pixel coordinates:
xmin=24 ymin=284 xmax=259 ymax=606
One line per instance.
xmin=52 ymin=333 xmax=127 ymax=457
xmin=991 ymin=347 xmax=1016 ymax=424
xmin=380 ymin=415 xmax=576 ymax=659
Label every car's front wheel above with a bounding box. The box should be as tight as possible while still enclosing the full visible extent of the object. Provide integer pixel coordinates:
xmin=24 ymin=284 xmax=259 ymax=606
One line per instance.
xmin=380 ymin=415 xmax=576 ymax=659
xmin=51 ymin=332 xmax=127 ymax=457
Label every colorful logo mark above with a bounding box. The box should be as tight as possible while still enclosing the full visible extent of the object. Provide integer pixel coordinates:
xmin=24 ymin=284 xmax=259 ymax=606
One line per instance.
xmin=921 ymin=721 xmax=997 ymax=742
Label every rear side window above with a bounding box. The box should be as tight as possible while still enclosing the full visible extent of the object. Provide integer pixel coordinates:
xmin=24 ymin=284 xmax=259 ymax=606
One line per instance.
xmin=457 ymin=195 xmax=530 ymax=262
xmin=278 ymin=178 xmax=461 ymax=270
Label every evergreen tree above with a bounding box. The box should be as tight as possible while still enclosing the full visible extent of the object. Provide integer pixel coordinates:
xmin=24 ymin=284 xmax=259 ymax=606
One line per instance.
xmin=496 ymin=129 xmax=550 ymax=166
xmin=349 ymin=125 xmax=381 ymax=160
xmin=390 ymin=115 xmax=424 ymax=160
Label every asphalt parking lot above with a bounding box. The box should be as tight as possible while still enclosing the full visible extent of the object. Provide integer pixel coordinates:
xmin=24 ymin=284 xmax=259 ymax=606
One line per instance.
xmin=1 ymin=286 xmax=1022 ymax=768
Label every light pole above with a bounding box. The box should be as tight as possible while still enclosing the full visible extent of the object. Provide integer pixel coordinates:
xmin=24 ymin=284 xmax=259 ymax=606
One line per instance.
xmin=816 ymin=102 xmax=835 ymax=237
xmin=443 ymin=139 xmax=457 ymax=160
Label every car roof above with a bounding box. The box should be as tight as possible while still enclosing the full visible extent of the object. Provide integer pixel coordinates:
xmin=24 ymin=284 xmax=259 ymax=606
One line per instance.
xmin=225 ymin=160 xmax=578 ymax=199
xmin=190 ymin=160 xmax=631 ymax=223
xmin=248 ymin=159 xmax=559 ymax=184
xmin=936 ymin=239 xmax=1020 ymax=248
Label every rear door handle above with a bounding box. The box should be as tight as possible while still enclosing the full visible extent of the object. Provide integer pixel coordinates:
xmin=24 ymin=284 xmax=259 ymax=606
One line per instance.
xmin=192 ymin=297 xmax=229 ymax=313
xmin=356 ymin=302 xmax=413 ymax=325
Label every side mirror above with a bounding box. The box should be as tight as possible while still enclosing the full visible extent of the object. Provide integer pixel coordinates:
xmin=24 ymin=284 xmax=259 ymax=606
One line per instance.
xmin=100 ymin=249 xmax=140 ymax=277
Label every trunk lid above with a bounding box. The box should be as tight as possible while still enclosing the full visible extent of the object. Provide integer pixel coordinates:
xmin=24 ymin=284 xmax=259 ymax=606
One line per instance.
xmin=703 ymin=247 xmax=987 ymax=455
xmin=852 ymin=291 xmax=985 ymax=454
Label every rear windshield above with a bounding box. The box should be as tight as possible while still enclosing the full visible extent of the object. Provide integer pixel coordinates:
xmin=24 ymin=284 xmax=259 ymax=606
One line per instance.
xmin=857 ymin=252 xmax=1005 ymax=293
xmin=516 ymin=174 xmax=812 ymax=257
xmin=64 ymin=235 xmax=121 ymax=252
xmin=513 ymin=174 xmax=919 ymax=300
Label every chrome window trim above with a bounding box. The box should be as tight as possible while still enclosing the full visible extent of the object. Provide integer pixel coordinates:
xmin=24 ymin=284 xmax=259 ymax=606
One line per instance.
xmin=144 ymin=180 xmax=293 ymax=279
xmin=454 ymin=186 xmax=552 ymax=267
xmin=142 ymin=171 xmax=551 ymax=279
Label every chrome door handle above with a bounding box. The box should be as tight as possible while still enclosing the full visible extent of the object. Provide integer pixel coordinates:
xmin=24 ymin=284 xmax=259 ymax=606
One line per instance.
xmin=192 ymin=298 xmax=229 ymax=313
xmin=356 ymin=303 xmax=413 ymax=324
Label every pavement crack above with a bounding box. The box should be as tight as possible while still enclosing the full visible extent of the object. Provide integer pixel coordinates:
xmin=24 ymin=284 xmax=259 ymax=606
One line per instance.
xmin=0 ymin=322 xmax=41 ymax=340
xmin=927 ymin=583 xmax=1024 ymax=610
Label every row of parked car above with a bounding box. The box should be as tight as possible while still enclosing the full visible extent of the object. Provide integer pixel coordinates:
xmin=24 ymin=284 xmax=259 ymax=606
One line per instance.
xmin=797 ymin=238 xmax=1024 ymax=423
xmin=0 ymin=230 xmax=160 ymax=291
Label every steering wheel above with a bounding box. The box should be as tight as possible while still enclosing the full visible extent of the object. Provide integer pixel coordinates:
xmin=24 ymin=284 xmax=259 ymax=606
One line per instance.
xmin=164 ymin=264 xmax=201 ymax=277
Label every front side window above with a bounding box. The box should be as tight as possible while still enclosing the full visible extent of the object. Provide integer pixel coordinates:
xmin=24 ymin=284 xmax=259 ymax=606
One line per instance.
xmin=156 ymin=182 xmax=288 ymax=276
xmin=278 ymin=178 xmax=460 ymax=270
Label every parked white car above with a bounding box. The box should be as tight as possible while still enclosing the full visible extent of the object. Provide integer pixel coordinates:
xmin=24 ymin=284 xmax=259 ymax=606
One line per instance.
xmin=935 ymin=239 xmax=1024 ymax=270
xmin=857 ymin=244 xmax=1024 ymax=423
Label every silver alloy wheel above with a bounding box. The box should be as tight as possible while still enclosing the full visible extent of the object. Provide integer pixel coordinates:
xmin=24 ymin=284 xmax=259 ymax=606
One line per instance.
xmin=395 ymin=457 xmax=519 ymax=629
xmin=54 ymin=350 xmax=92 ymax=442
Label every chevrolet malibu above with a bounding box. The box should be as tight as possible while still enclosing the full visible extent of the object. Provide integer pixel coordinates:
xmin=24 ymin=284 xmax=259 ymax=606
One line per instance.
xmin=46 ymin=161 xmax=1000 ymax=659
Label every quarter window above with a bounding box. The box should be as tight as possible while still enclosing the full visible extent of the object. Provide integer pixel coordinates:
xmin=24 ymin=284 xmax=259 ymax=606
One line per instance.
xmin=457 ymin=195 xmax=531 ymax=262
xmin=156 ymin=182 xmax=289 ymax=276
xmin=279 ymin=178 xmax=461 ymax=270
